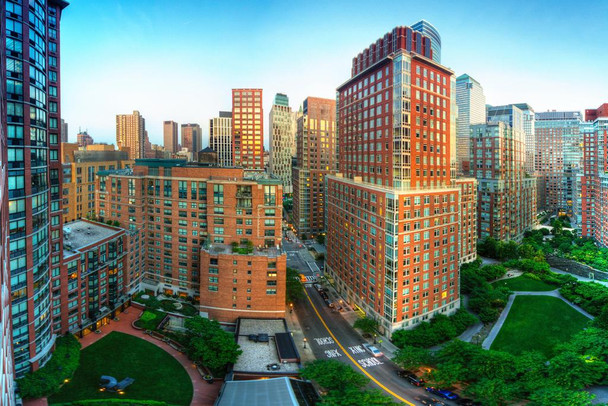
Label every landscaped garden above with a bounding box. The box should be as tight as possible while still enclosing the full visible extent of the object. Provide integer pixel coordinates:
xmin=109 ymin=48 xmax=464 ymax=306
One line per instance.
xmin=491 ymin=295 xmax=592 ymax=357
xmin=133 ymin=310 xmax=166 ymax=330
xmin=49 ymin=332 xmax=193 ymax=405
xmin=493 ymin=274 xmax=556 ymax=292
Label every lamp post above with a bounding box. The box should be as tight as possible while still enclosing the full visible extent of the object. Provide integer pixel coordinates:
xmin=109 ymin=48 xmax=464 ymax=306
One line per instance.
xmin=303 ymin=337 xmax=307 ymax=349
xmin=289 ymin=303 xmax=293 ymax=314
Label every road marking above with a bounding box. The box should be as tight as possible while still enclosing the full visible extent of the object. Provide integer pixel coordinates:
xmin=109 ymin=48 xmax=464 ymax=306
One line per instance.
xmin=358 ymin=357 xmax=384 ymax=368
xmin=314 ymin=337 xmax=335 ymax=345
xmin=304 ymin=289 xmax=414 ymax=405
xmin=349 ymin=345 xmax=365 ymax=354
xmin=325 ymin=349 xmax=342 ymax=358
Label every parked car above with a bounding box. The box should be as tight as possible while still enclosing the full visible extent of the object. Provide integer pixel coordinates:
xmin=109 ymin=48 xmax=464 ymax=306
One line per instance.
xmin=362 ymin=343 xmax=383 ymax=357
xmin=414 ymin=395 xmax=445 ymax=406
xmin=396 ymin=370 xmax=425 ymax=387
xmin=426 ymin=387 xmax=459 ymax=400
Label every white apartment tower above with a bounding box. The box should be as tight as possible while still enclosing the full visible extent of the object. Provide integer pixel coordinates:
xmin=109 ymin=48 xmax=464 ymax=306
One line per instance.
xmin=456 ymin=74 xmax=486 ymax=175
xmin=269 ymin=93 xmax=296 ymax=194
xmin=209 ymin=111 xmax=233 ymax=167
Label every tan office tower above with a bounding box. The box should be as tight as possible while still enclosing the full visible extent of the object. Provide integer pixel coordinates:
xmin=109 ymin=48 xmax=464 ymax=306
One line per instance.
xmin=116 ymin=110 xmax=146 ymax=159
xmin=181 ymin=123 xmax=202 ymax=156
xmin=210 ymin=111 xmax=233 ymax=166
xmin=269 ymin=93 xmax=296 ymax=194
xmin=292 ymin=97 xmax=337 ymax=238
xmin=163 ymin=120 xmax=178 ymax=153
xmin=232 ymin=89 xmax=264 ymax=170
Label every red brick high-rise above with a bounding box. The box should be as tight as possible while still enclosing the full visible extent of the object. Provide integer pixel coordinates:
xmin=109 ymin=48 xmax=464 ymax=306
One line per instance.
xmin=232 ymin=89 xmax=264 ymax=170
xmin=326 ymin=26 xmax=477 ymax=337
xmin=581 ymin=105 xmax=608 ymax=246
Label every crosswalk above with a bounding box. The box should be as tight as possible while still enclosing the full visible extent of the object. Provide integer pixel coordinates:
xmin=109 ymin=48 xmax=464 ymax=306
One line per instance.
xmin=303 ymin=275 xmax=317 ymax=283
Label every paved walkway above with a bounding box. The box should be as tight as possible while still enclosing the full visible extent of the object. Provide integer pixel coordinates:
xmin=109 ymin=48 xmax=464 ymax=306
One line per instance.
xmin=25 ymin=309 xmax=221 ymax=406
xmin=482 ymin=289 xmax=595 ymax=350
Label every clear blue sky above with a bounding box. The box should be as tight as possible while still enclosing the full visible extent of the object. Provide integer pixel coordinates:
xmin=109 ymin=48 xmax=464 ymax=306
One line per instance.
xmin=60 ymin=0 xmax=608 ymax=147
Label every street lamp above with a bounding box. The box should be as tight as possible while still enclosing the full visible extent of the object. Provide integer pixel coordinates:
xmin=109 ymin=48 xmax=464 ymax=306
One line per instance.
xmin=289 ymin=303 xmax=293 ymax=314
xmin=303 ymin=337 xmax=307 ymax=349
xmin=373 ymin=333 xmax=377 ymax=344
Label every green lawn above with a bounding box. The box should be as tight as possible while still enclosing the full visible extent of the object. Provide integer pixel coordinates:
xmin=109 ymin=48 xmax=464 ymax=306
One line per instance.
xmin=493 ymin=275 xmax=556 ymax=292
xmin=491 ymin=296 xmax=591 ymax=357
xmin=133 ymin=309 xmax=166 ymax=330
xmin=49 ymin=332 xmax=192 ymax=405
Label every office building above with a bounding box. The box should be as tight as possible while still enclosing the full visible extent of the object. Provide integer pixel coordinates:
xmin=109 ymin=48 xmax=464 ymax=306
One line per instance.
xmin=326 ymin=26 xmax=477 ymax=337
xmin=535 ymin=111 xmax=583 ymax=216
xmin=181 ymin=123 xmax=202 ymax=156
xmin=269 ymin=93 xmax=296 ymax=194
xmin=97 ymin=160 xmax=286 ymax=323
xmin=210 ymin=111 xmax=233 ymax=167
xmin=292 ymin=97 xmax=337 ymax=238
xmin=232 ymin=89 xmax=264 ymax=170
xmin=77 ymin=130 xmax=94 ymax=148
xmin=61 ymin=119 xmax=68 ymax=143
xmin=581 ymin=104 xmax=608 ymax=246
xmin=470 ymin=122 xmax=537 ymax=241
xmin=116 ymin=110 xmax=146 ymax=160
xmin=61 ymin=146 xmax=132 ymax=222
xmin=455 ymin=74 xmax=486 ymax=175
xmin=163 ymin=120 xmax=178 ymax=153
xmin=5 ymin=0 xmax=69 ymax=379
xmin=411 ymin=20 xmax=441 ymax=63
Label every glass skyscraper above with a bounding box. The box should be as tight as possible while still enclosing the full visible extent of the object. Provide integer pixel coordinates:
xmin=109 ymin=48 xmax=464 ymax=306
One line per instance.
xmin=411 ymin=20 xmax=441 ymax=63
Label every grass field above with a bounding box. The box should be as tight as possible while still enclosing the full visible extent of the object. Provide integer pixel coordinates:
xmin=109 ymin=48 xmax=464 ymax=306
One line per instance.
xmin=493 ymin=275 xmax=556 ymax=292
xmin=49 ymin=331 xmax=192 ymax=405
xmin=490 ymin=295 xmax=591 ymax=357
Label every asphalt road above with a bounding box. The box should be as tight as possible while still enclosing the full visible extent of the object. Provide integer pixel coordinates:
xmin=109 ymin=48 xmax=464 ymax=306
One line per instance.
xmin=296 ymin=285 xmax=459 ymax=406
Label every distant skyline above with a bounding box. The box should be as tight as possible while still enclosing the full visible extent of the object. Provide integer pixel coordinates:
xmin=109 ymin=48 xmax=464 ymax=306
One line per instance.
xmin=61 ymin=0 xmax=608 ymax=147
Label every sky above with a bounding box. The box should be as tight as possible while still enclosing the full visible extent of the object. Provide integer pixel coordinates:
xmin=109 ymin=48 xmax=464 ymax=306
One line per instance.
xmin=60 ymin=0 xmax=608 ymax=147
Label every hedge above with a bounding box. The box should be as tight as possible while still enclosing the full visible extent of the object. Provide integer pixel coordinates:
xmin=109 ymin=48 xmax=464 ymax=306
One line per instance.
xmin=17 ymin=334 xmax=81 ymax=399
xmin=53 ymin=400 xmax=176 ymax=406
xmin=392 ymin=309 xmax=477 ymax=348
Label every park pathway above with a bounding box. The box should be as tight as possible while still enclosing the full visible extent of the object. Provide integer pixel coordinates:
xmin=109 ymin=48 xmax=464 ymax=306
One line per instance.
xmin=482 ymin=289 xmax=595 ymax=350
xmin=24 ymin=309 xmax=221 ymax=406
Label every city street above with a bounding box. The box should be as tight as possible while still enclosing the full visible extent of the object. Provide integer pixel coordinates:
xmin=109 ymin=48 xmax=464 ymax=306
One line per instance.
xmin=295 ymin=285 xmax=458 ymax=406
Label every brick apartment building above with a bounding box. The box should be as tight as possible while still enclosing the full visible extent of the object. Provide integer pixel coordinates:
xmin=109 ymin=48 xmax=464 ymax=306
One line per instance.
xmin=58 ymin=220 xmax=130 ymax=335
xmin=326 ymin=26 xmax=477 ymax=337
xmin=581 ymin=104 xmax=608 ymax=247
xmin=292 ymin=97 xmax=337 ymax=238
xmin=96 ymin=159 xmax=286 ymax=323
xmin=470 ymin=122 xmax=537 ymax=241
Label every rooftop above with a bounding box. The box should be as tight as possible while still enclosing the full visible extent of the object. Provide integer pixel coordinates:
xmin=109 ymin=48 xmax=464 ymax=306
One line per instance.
xmin=202 ymin=242 xmax=283 ymax=258
xmin=215 ymin=377 xmax=319 ymax=406
xmin=232 ymin=319 xmax=300 ymax=374
xmin=63 ymin=220 xmax=123 ymax=257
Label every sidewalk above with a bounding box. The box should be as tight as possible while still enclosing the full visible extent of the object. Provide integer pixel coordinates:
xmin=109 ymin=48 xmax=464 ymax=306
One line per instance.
xmin=284 ymin=304 xmax=316 ymax=364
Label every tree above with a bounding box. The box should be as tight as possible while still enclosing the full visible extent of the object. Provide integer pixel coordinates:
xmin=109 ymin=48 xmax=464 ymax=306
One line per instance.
xmin=529 ymin=387 xmax=595 ymax=406
xmin=321 ymin=387 xmax=395 ymax=406
xmin=300 ymin=359 xmax=368 ymax=392
xmin=593 ymin=305 xmax=608 ymax=330
xmin=393 ymin=345 xmax=432 ymax=371
xmin=513 ymin=351 xmax=549 ymax=394
xmin=465 ymin=378 xmax=518 ymax=406
xmin=547 ymin=351 xmax=608 ymax=389
xmin=353 ymin=316 xmax=379 ymax=336
xmin=315 ymin=234 xmax=326 ymax=244
xmin=184 ymin=316 xmax=242 ymax=373
xmin=286 ymin=267 xmax=304 ymax=303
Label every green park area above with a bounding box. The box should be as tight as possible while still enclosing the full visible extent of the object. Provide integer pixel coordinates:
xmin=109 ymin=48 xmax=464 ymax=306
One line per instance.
xmin=491 ymin=296 xmax=591 ymax=357
xmin=49 ymin=332 xmax=192 ymax=405
xmin=493 ymin=275 xmax=556 ymax=292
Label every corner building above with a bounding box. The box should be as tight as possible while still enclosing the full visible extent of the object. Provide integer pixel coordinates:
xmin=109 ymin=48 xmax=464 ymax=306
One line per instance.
xmin=327 ymin=26 xmax=477 ymax=336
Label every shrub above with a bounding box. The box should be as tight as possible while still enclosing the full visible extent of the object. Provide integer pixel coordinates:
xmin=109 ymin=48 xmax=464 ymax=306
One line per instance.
xmin=392 ymin=309 xmax=477 ymax=348
xmin=53 ymin=400 xmax=174 ymax=406
xmin=17 ymin=335 xmax=81 ymax=399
